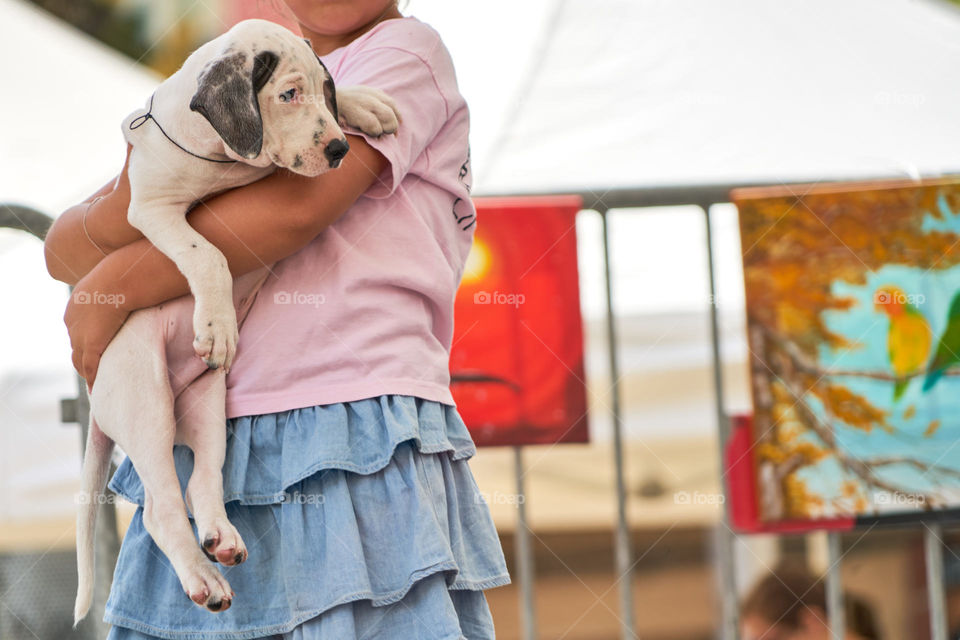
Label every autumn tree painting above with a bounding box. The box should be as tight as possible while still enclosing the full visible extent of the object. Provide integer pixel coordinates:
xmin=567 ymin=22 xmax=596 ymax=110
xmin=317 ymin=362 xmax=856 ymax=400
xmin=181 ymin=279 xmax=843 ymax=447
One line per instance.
xmin=734 ymin=179 xmax=960 ymax=522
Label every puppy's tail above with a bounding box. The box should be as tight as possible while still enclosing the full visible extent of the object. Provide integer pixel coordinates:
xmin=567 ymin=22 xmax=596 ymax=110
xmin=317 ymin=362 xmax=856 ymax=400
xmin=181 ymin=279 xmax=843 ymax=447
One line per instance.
xmin=74 ymin=416 xmax=114 ymax=627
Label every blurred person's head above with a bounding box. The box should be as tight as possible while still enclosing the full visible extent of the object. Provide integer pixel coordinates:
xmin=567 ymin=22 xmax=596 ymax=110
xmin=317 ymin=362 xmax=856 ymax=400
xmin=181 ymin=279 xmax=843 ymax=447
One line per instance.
xmin=740 ymin=565 xmax=880 ymax=640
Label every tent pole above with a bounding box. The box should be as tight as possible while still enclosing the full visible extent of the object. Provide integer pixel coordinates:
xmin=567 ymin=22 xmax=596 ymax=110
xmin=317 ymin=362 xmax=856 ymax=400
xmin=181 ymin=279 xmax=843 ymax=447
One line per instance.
xmin=513 ymin=447 xmax=538 ymax=640
xmin=701 ymin=203 xmax=740 ymax=639
xmin=600 ymin=206 xmax=636 ymax=639
xmin=925 ymin=523 xmax=948 ymax=640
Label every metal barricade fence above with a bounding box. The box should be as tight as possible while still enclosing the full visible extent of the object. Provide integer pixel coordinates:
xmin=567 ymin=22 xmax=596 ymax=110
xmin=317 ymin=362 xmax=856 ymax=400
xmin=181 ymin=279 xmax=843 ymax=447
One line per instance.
xmin=484 ymin=183 xmax=952 ymax=640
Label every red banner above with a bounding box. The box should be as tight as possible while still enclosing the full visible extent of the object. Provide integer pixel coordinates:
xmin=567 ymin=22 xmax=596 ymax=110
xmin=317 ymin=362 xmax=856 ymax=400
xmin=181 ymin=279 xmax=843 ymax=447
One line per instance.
xmin=450 ymin=196 xmax=588 ymax=447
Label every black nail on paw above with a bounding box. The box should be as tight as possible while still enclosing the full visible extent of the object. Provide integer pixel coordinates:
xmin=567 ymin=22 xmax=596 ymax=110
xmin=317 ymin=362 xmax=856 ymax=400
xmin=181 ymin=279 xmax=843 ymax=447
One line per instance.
xmin=203 ymin=536 xmax=217 ymax=550
xmin=234 ymin=552 xmax=244 ymax=564
xmin=207 ymin=599 xmax=222 ymax=611
xmin=203 ymin=549 xmax=217 ymax=562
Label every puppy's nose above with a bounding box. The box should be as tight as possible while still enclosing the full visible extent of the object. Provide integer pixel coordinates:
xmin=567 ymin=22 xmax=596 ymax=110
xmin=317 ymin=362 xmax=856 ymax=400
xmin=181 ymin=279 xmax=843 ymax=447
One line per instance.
xmin=325 ymin=138 xmax=349 ymax=166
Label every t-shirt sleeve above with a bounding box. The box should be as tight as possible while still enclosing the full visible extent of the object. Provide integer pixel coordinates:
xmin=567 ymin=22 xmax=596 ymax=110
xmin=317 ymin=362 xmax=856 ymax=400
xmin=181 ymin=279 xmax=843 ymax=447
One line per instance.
xmin=335 ymin=46 xmax=449 ymax=199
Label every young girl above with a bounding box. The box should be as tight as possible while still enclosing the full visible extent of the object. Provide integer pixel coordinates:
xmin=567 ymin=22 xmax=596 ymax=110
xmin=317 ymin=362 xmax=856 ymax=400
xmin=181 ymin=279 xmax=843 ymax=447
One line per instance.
xmin=44 ymin=1 xmax=509 ymax=638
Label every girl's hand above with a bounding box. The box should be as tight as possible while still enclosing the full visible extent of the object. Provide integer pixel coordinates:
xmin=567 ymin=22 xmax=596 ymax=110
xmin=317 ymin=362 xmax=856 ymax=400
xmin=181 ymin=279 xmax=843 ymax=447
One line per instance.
xmin=64 ymin=277 xmax=130 ymax=384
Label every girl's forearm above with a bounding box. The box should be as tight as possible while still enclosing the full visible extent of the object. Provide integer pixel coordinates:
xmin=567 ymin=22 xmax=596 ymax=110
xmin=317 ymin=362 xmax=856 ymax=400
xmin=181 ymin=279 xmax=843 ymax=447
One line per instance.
xmin=45 ymin=182 xmax=130 ymax=285
xmin=85 ymin=183 xmax=144 ymax=251
xmin=83 ymin=135 xmax=386 ymax=312
xmin=89 ymin=203 xmax=304 ymax=313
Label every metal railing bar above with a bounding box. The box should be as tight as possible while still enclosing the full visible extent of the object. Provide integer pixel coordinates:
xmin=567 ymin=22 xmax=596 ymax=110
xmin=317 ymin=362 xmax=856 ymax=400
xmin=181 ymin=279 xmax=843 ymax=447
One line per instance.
xmin=513 ymin=447 xmax=538 ymax=640
xmin=925 ymin=524 xmax=948 ymax=640
xmin=701 ymin=203 xmax=740 ymax=639
xmin=477 ymin=174 xmax=960 ymax=210
xmin=599 ymin=206 xmax=637 ymax=639
xmin=0 ymin=204 xmax=53 ymax=239
xmin=825 ymin=531 xmax=846 ymax=639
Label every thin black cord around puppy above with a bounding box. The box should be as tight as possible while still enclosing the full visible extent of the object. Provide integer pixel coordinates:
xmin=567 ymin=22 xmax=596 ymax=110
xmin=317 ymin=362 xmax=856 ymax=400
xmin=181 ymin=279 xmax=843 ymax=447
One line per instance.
xmin=128 ymin=93 xmax=238 ymax=164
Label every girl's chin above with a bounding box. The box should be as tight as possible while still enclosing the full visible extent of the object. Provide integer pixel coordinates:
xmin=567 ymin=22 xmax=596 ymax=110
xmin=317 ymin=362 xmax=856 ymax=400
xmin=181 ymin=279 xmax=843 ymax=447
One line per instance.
xmin=286 ymin=0 xmax=398 ymax=35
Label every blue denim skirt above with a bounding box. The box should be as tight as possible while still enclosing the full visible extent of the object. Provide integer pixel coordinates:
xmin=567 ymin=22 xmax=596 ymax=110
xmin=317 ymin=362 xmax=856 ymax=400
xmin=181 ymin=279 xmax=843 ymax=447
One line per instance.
xmin=102 ymin=396 xmax=510 ymax=639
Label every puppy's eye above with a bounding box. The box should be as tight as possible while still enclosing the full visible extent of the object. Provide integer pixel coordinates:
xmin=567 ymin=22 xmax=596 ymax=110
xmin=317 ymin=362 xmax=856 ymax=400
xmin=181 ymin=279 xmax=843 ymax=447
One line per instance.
xmin=279 ymin=88 xmax=297 ymax=103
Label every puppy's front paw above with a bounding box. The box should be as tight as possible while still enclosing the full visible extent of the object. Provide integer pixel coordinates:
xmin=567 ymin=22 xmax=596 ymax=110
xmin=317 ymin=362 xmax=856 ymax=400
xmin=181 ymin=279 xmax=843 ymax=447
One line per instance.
xmin=336 ymin=86 xmax=401 ymax=137
xmin=192 ymin=301 xmax=238 ymax=371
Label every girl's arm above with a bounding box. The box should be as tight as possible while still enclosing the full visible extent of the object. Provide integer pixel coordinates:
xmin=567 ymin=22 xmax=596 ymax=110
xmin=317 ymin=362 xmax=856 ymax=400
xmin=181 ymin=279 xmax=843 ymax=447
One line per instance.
xmin=65 ymin=135 xmax=387 ymax=381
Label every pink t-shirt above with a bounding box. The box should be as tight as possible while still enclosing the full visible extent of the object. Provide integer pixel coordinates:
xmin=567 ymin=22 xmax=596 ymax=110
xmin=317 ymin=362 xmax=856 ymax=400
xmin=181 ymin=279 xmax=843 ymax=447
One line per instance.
xmin=224 ymin=16 xmax=476 ymax=418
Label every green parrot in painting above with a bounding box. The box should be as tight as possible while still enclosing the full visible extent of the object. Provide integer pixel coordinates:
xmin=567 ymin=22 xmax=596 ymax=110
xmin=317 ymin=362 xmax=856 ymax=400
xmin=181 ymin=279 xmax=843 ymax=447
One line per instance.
xmin=922 ymin=291 xmax=960 ymax=393
xmin=874 ymin=286 xmax=932 ymax=401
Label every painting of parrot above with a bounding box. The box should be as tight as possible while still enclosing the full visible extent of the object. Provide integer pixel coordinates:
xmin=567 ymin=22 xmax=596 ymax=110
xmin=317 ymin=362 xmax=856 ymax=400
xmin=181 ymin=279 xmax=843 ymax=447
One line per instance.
xmin=875 ymin=285 xmax=932 ymax=401
xmin=922 ymin=291 xmax=960 ymax=393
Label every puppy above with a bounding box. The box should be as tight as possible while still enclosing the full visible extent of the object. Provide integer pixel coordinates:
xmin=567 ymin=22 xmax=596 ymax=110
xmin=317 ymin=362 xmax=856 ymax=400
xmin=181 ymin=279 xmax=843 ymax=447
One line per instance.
xmin=74 ymin=18 xmax=400 ymax=622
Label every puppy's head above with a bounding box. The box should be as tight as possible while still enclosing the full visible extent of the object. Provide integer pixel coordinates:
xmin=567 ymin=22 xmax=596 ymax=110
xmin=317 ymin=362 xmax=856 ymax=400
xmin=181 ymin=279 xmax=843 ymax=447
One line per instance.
xmin=189 ymin=20 xmax=347 ymax=176
xmin=256 ymin=37 xmax=348 ymax=176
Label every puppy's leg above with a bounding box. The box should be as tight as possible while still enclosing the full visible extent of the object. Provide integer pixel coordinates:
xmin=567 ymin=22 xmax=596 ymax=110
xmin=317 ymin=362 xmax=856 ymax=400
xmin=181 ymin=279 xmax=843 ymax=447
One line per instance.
xmin=175 ymin=370 xmax=248 ymax=567
xmin=93 ymin=309 xmax=233 ymax=612
xmin=126 ymin=153 xmax=237 ymax=370
xmin=167 ymin=268 xmax=269 ymax=566
xmin=128 ymin=199 xmax=236 ymax=370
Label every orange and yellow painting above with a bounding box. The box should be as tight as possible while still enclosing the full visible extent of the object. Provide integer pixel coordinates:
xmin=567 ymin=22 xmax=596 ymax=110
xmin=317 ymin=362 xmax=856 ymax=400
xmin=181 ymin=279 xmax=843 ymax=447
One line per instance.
xmin=734 ymin=178 xmax=960 ymax=523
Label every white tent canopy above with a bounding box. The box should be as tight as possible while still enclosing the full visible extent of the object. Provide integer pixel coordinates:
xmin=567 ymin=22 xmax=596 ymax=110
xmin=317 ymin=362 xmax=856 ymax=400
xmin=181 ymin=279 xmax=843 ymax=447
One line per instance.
xmin=5 ymin=0 xmax=960 ymax=211
xmin=439 ymin=0 xmax=960 ymax=193
xmin=0 ymin=0 xmax=160 ymax=212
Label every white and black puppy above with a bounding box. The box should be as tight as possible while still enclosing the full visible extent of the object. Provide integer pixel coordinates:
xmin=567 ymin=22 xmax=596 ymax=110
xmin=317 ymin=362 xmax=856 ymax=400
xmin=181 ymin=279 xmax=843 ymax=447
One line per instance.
xmin=74 ymin=18 xmax=400 ymax=623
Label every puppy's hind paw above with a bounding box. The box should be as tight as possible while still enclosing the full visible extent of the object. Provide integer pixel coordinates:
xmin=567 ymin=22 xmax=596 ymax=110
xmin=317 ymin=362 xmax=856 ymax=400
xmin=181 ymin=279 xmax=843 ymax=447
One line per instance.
xmin=181 ymin=557 xmax=234 ymax=613
xmin=198 ymin=519 xmax=248 ymax=567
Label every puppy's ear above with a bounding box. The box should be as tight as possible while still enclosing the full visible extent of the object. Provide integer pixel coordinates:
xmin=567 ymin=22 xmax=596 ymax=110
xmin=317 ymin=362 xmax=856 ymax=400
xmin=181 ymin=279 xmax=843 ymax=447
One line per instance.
xmin=190 ymin=50 xmax=279 ymax=159
xmin=316 ymin=57 xmax=339 ymax=123
xmin=301 ymin=39 xmax=339 ymax=123
xmin=252 ymin=50 xmax=279 ymax=93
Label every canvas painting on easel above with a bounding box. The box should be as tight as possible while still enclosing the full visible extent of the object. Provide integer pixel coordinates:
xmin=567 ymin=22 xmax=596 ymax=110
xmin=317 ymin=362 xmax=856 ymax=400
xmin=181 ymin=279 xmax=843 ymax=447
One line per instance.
xmin=733 ymin=179 xmax=960 ymax=524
